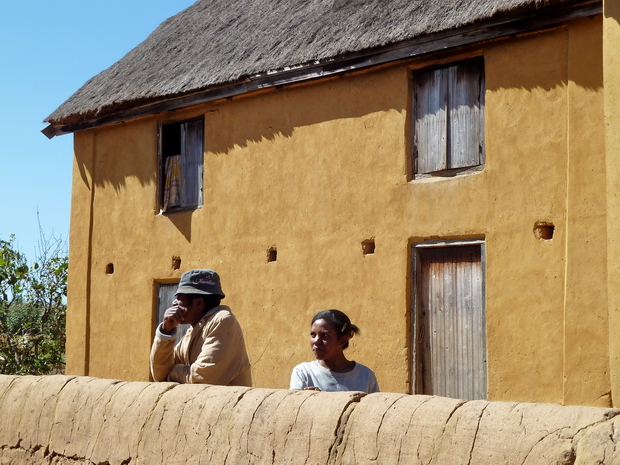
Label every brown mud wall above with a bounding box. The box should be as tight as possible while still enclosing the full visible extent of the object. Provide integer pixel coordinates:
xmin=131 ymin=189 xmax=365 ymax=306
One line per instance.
xmin=1 ymin=375 xmax=619 ymax=464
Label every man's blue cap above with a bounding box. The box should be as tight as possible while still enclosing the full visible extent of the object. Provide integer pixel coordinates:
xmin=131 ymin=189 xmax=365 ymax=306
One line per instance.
xmin=176 ymin=269 xmax=225 ymax=298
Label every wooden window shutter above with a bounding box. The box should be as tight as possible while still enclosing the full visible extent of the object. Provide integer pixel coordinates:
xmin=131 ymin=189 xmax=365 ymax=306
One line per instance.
xmin=157 ymin=122 xmax=164 ymax=208
xmin=415 ymin=68 xmax=448 ymax=174
xmin=181 ymin=119 xmax=204 ymax=208
xmin=414 ymin=60 xmax=484 ymax=175
xmin=449 ymin=63 xmax=484 ymax=169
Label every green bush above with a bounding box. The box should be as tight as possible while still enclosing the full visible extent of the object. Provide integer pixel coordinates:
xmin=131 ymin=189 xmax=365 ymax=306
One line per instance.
xmin=0 ymin=233 xmax=67 ymax=375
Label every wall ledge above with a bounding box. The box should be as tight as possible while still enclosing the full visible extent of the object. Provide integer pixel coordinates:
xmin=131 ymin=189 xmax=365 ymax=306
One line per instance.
xmin=1 ymin=374 xmax=619 ymax=464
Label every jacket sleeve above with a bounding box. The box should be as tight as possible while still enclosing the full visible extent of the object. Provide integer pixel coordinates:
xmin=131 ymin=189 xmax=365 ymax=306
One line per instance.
xmin=150 ymin=324 xmax=179 ymax=382
xmin=167 ymin=312 xmax=247 ymax=385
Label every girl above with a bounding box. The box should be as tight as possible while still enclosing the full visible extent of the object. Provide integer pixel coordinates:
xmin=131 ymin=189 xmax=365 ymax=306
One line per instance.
xmin=290 ymin=309 xmax=379 ymax=393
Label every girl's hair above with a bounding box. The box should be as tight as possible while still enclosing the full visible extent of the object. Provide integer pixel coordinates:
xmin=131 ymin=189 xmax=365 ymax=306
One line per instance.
xmin=311 ymin=309 xmax=359 ymax=349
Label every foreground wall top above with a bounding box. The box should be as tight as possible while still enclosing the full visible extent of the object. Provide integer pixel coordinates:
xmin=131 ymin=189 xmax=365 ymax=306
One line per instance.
xmin=1 ymin=374 xmax=619 ymax=464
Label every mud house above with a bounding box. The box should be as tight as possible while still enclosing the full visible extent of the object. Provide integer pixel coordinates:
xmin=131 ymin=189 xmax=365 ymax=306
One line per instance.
xmin=44 ymin=0 xmax=620 ymax=406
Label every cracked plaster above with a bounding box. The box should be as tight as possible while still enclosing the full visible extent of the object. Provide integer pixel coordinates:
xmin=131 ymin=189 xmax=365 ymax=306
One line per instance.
xmin=1 ymin=375 xmax=620 ymax=464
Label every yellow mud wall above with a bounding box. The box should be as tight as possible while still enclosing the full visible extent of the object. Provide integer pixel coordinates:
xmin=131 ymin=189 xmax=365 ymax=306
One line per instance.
xmin=65 ymin=132 xmax=95 ymax=375
xmin=483 ymin=18 xmax=608 ymax=405
xmin=66 ymin=17 xmax=609 ymax=405
xmin=565 ymin=17 xmax=609 ymax=406
xmin=604 ymin=0 xmax=620 ymax=407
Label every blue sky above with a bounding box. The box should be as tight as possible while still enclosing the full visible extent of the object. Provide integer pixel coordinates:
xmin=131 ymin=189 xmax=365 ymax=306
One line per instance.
xmin=0 ymin=1 xmax=195 ymax=262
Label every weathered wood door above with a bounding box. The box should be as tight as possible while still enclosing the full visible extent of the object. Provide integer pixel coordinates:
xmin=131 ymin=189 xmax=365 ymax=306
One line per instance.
xmin=413 ymin=243 xmax=486 ymax=400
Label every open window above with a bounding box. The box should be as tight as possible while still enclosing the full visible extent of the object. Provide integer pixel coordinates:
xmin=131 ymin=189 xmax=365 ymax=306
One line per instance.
xmin=411 ymin=240 xmax=486 ymax=400
xmin=158 ymin=117 xmax=204 ymax=212
xmin=412 ymin=59 xmax=485 ymax=178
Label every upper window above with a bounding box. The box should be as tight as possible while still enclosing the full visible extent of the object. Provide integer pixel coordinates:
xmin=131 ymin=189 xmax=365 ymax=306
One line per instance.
xmin=412 ymin=59 xmax=485 ymax=177
xmin=158 ymin=117 xmax=204 ymax=212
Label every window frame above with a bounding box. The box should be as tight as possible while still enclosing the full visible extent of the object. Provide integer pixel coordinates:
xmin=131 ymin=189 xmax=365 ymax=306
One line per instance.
xmin=412 ymin=58 xmax=485 ymax=179
xmin=157 ymin=116 xmax=205 ymax=213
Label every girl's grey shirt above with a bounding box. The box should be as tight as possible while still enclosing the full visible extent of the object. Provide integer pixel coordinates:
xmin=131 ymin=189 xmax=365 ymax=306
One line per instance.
xmin=290 ymin=360 xmax=380 ymax=393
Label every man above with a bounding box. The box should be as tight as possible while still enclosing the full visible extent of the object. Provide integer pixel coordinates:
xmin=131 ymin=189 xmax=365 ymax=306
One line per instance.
xmin=150 ymin=269 xmax=252 ymax=386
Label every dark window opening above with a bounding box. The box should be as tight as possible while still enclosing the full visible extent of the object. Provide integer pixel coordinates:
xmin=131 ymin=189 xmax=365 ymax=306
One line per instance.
xmin=158 ymin=117 xmax=204 ymax=212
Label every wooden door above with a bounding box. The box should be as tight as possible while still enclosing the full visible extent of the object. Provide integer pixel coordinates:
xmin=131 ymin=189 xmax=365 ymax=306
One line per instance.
xmin=414 ymin=244 xmax=486 ymax=400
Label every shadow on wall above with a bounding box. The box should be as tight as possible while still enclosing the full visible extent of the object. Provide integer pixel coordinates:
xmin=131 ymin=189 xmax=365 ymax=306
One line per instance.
xmin=207 ymin=70 xmax=407 ymax=157
xmin=73 ymin=67 xmax=408 ymax=243
xmin=75 ymin=68 xmax=407 ymax=194
xmin=71 ymin=23 xmax=603 ymax=245
xmin=609 ymin=2 xmax=620 ymax=32
xmin=76 ymin=22 xmax=604 ymax=194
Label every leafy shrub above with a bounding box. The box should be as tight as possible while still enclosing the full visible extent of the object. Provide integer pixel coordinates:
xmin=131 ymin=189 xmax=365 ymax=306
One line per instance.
xmin=0 ymin=233 xmax=67 ymax=375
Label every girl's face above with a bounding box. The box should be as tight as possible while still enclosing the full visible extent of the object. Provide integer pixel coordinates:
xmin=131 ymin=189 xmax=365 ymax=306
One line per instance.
xmin=310 ymin=318 xmax=348 ymax=361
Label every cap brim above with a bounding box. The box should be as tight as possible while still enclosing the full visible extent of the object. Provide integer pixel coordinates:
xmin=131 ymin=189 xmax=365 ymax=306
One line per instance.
xmin=175 ymin=286 xmax=225 ymax=298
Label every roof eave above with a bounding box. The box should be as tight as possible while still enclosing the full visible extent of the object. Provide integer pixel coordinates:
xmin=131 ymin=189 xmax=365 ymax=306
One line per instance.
xmin=42 ymin=0 xmax=601 ymax=139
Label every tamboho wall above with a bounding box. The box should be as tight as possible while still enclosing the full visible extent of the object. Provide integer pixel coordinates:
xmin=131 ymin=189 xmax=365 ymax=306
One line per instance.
xmin=65 ymin=16 xmax=610 ymax=405
xmin=1 ymin=375 xmax=620 ymax=465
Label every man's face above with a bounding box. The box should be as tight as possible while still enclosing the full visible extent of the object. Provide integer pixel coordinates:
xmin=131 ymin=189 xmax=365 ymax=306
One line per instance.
xmin=174 ymin=294 xmax=204 ymax=326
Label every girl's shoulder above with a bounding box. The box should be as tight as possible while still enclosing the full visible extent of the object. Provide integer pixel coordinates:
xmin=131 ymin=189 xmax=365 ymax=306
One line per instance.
xmin=351 ymin=362 xmax=376 ymax=375
xmin=293 ymin=360 xmax=321 ymax=371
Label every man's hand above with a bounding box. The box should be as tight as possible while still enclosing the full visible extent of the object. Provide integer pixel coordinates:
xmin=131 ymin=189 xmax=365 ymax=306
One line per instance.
xmin=161 ymin=300 xmax=187 ymax=334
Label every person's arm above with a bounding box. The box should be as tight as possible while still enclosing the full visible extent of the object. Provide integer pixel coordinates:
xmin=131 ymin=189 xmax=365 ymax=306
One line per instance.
xmin=290 ymin=365 xmax=307 ymax=390
xmin=166 ymin=311 xmax=247 ymax=385
xmin=290 ymin=364 xmax=320 ymax=390
xmin=368 ymin=371 xmax=380 ymax=393
xmin=150 ymin=303 xmax=187 ymax=382
xmin=150 ymin=323 xmax=178 ymax=382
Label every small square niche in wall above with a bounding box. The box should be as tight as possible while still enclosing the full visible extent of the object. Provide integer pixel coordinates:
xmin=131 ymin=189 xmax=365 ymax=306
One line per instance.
xmin=362 ymin=240 xmax=375 ymax=255
xmin=267 ymin=247 xmax=277 ymax=262
xmin=534 ymin=222 xmax=555 ymax=240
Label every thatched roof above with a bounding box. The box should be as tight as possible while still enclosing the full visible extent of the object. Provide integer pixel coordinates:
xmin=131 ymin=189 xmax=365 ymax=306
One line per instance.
xmin=44 ymin=0 xmax=595 ymax=134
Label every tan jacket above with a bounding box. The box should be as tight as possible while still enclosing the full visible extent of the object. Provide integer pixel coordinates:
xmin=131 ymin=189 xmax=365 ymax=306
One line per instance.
xmin=150 ymin=305 xmax=252 ymax=386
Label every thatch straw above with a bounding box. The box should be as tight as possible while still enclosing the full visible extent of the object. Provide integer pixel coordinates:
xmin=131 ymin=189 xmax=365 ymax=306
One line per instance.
xmin=45 ymin=0 xmax=568 ymax=125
